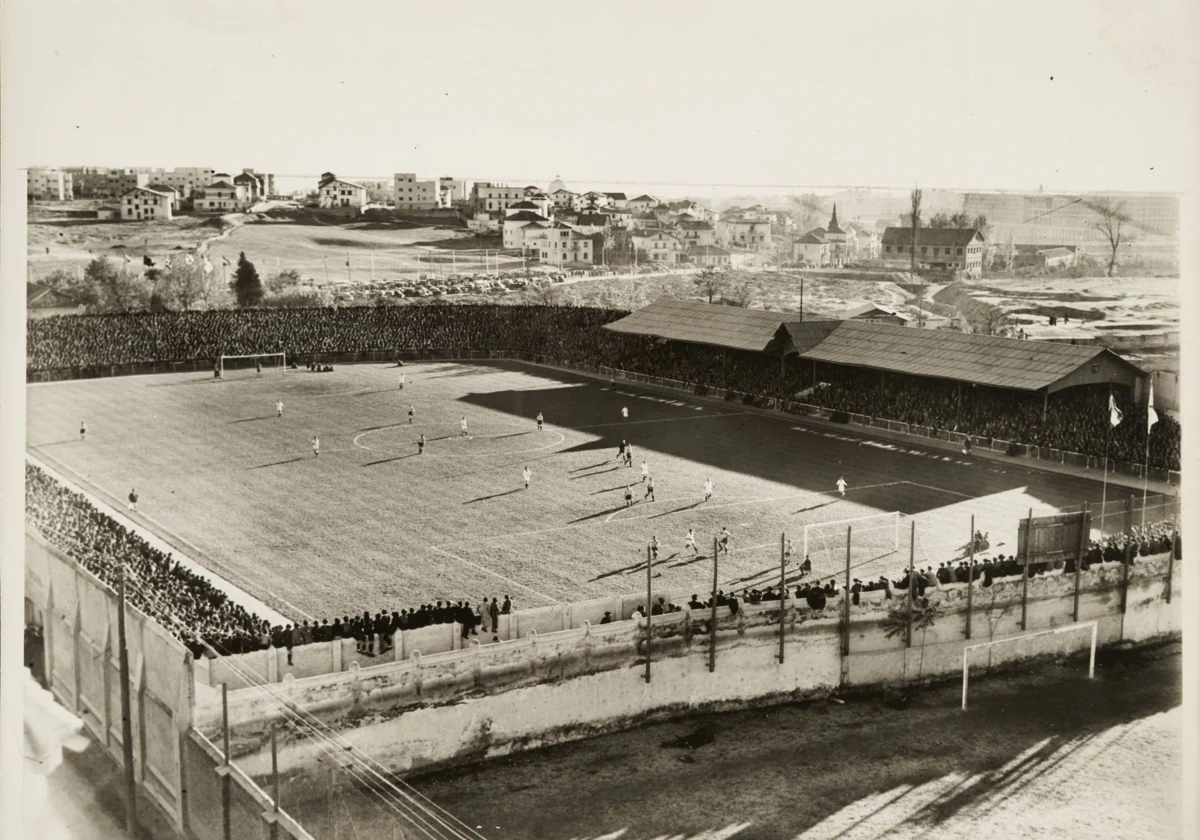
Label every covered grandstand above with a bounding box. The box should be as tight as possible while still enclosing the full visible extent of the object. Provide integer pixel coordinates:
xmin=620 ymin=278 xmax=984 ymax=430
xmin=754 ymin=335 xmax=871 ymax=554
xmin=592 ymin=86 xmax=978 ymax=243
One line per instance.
xmin=603 ymin=298 xmax=1148 ymax=403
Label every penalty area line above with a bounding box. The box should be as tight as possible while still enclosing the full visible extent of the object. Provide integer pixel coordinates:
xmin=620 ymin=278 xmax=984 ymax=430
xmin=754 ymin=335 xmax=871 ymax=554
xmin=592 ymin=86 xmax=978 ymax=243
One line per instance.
xmin=430 ymin=546 xmax=561 ymax=605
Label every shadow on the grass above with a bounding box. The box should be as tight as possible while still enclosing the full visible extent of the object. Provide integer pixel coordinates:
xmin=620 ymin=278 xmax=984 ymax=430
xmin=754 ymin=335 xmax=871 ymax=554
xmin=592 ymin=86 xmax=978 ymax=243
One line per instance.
xmin=568 ymin=504 xmax=628 ymax=524
xmin=464 ymin=488 xmax=521 ymax=504
xmin=229 ymin=416 xmax=274 ymax=424
xmin=570 ymin=466 xmax=621 ymax=480
xmin=365 ymin=453 xmax=418 ymax=467
xmin=246 ymin=456 xmax=304 ymax=470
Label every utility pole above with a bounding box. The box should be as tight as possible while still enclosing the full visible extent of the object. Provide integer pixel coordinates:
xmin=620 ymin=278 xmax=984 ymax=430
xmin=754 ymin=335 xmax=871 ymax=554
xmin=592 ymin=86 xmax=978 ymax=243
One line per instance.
xmin=911 ymin=186 xmax=922 ymax=327
xmin=117 ymin=565 xmax=137 ymax=836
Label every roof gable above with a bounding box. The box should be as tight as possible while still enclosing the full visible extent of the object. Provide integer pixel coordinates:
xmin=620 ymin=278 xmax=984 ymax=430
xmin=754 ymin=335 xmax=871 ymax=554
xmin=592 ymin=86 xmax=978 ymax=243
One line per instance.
xmin=881 ymin=227 xmax=983 ymax=246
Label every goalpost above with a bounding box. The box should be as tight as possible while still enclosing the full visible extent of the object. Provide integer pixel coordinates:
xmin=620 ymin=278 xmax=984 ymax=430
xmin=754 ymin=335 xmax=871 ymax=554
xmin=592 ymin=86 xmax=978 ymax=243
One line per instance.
xmin=962 ymin=621 xmax=1098 ymax=710
xmin=802 ymin=511 xmax=900 ymax=573
xmin=218 ymin=352 xmax=287 ymax=378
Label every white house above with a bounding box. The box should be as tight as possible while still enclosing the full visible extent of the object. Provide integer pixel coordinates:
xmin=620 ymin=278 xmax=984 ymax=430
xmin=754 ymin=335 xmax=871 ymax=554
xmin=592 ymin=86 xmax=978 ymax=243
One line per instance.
xmin=551 ymin=188 xmax=577 ymax=210
xmin=675 ymin=220 xmax=716 ymax=248
xmin=717 ymin=218 xmax=773 ymax=251
xmin=121 ymin=186 xmax=174 ymax=221
xmin=792 ymin=232 xmax=830 ymax=266
xmin=194 ymin=180 xmax=250 ymax=213
xmin=503 ymin=210 xmax=550 ymax=249
xmin=538 ymin=223 xmax=595 ymax=266
xmin=319 ymin=179 xmax=368 ymax=209
xmin=633 ymin=231 xmax=684 ymax=264
xmin=685 ymin=245 xmax=732 ymax=268
xmin=628 ymin=194 xmax=658 ymax=213
xmin=506 ymin=197 xmax=553 ymax=219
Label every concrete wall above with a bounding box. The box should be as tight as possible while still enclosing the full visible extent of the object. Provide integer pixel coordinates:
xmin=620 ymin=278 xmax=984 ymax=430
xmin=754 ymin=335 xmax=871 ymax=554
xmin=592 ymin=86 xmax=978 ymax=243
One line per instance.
xmin=25 ymin=529 xmax=314 ymax=840
xmin=205 ymin=556 xmax=1180 ymax=785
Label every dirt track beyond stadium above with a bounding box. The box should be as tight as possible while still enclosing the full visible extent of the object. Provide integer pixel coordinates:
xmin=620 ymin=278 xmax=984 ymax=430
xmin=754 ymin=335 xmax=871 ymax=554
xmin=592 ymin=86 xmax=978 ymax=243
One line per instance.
xmin=26 ymin=361 xmax=1164 ymax=620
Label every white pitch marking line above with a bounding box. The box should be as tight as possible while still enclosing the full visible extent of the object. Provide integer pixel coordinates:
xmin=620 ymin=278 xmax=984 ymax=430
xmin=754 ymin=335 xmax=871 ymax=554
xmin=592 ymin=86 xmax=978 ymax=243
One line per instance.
xmin=430 ymin=546 xmax=561 ymax=605
xmin=901 ymin=479 xmax=975 ymax=499
xmin=435 ymin=481 xmax=905 ymax=548
xmin=352 ymin=425 xmax=565 ymax=458
xmin=575 ymin=411 xmax=749 ymax=430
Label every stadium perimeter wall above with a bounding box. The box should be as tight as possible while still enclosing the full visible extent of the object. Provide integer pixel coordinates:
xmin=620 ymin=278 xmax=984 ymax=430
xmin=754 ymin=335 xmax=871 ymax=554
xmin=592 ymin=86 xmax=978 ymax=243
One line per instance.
xmin=24 ymin=529 xmax=315 ymax=840
xmin=25 ymin=349 xmax=1180 ymax=486
xmin=199 ymin=556 xmax=1181 ymax=788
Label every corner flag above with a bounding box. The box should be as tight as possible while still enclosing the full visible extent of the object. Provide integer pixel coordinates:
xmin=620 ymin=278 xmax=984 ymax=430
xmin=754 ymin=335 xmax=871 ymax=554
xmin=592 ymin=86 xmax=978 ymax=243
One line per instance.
xmin=1148 ymin=381 xmax=1158 ymax=432
xmin=1109 ymin=394 xmax=1123 ymax=427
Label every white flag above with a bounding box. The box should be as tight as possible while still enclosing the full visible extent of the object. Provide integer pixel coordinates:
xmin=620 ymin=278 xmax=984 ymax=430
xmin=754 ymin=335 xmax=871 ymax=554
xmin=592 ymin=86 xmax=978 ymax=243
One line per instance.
xmin=164 ymin=256 xmax=172 ymax=268
xmin=1109 ymin=394 xmax=1123 ymax=428
xmin=202 ymin=257 xmax=213 ymax=275
xmin=1148 ymin=381 xmax=1158 ymax=432
xmin=185 ymin=254 xmax=195 ymax=265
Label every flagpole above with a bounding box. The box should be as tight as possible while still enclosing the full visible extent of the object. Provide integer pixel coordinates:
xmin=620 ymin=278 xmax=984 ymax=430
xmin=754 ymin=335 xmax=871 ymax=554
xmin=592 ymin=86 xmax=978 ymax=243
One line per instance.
xmin=1141 ymin=380 xmax=1156 ymax=527
xmin=1100 ymin=385 xmax=1112 ymax=535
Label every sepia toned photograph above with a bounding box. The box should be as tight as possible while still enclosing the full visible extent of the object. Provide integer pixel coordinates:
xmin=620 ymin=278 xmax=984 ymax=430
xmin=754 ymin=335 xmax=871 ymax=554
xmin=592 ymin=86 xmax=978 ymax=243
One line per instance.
xmin=1 ymin=2 xmax=1196 ymax=839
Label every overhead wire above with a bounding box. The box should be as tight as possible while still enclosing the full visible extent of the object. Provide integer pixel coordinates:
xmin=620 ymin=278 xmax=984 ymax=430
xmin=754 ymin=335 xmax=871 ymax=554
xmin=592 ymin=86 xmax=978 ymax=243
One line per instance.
xmin=112 ymin=560 xmax=474 ymax=840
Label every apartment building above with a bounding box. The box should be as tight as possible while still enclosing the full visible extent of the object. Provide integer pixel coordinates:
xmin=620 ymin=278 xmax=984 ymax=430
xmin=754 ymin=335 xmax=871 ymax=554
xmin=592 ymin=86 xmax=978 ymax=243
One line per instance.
xmin=395 ymin=173 xmax=439 ymax=210
xmin=66 ymin=167 xmax=149 ymax=199
xmin=472 ymin=182 xmax=530 ymax=214
xmin=503 ymin=210 xmax=550 ymax=249
xmin=145 ymin=184 xmax=181 ymax=211
xmin=676 ymin=220 xmax=716 ymax=248
xmin=152 ymin=167 xmax=217 ymax=199
xmin=121 ymin=187 xmax=174 ymax=221
xmin=27 ymin=167 xmax=74 ymax=201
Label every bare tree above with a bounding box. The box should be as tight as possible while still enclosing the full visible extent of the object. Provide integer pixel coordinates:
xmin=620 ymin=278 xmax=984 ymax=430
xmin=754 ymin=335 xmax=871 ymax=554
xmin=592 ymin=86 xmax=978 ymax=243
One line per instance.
xmin=693 ymin=267 xmax=727 ymax=303
xmin=1091 ymin=199 xmax=1129 ymax=277
xmin=949 ymin=212 xmax=972 ymax=229
xmin=789 ymin=193 xmax=827 ymax=231
xmin=928 ymin=212 xmax=950 ymax=229
xmin=723 ymin=276 xmax=755 ymax=308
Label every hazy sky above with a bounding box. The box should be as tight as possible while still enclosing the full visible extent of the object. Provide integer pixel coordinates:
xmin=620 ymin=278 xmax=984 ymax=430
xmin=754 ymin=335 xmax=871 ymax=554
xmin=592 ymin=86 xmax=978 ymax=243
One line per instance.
xmin=3 ymin=0 xmax=1195 ymax=194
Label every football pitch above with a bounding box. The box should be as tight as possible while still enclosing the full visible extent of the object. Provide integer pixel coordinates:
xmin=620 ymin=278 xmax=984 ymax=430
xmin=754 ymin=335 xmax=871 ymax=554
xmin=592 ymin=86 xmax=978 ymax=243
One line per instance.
xmin=26 ymin=361 xmax=1130 ymax=621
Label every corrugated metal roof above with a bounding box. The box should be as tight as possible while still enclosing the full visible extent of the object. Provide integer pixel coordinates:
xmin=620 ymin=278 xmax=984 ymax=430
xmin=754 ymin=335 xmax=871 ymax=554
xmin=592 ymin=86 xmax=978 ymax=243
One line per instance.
xmin=799 ymin=321 xmax=1115 ymax=391
xmin=603 ymin=298 xmax=795 ymax=352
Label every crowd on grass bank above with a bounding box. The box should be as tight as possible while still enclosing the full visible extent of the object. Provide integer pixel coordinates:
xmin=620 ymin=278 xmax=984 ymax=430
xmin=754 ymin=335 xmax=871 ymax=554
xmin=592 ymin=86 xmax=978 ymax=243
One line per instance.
xmin=26 ymin=464 xmax=1180 ymax=661
xmin=26 ymin=306 xmax=1180 ymax=469
xmin=736 ymin=519 xmax=1180 ymax=609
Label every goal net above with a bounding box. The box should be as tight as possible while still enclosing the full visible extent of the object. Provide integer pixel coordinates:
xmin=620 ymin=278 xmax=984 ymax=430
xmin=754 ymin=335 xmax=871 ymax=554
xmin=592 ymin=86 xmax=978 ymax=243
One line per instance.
xmin=802 ymin=511 xmax=901 ymax=579
xmin=962 ymin=622 xmax=1097 ymax=709
xmin=218 ymin=352 xmax=287 ymax=379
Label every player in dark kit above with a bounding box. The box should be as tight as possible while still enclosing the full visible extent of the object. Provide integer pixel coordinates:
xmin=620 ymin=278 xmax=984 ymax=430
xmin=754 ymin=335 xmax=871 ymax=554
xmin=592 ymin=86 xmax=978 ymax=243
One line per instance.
xmin=256 ymin=360 xmax=262 ymax=377
xmin=616 ymin=439 xmax=626 ymax=462
xmin=417 ymin=434 xmax=425 ymax=454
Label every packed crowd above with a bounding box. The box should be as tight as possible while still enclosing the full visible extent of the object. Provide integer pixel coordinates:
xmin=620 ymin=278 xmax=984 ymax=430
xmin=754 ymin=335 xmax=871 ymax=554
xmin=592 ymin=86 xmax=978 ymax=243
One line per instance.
xmin=27 ymin=464 xmax=1178 ymax=658
xmin=735 ymin=518 xmax=1180 ymax=608
xmin=25 ymin=464 xmax=265 ymax=659
xmin=26 ymin=305 xmax=1179 ymax=468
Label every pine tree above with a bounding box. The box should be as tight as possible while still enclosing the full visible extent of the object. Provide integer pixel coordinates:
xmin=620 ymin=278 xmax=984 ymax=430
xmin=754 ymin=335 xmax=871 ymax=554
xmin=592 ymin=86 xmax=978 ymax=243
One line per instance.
xmin=232 ymin=251 xmax=263 ymax=307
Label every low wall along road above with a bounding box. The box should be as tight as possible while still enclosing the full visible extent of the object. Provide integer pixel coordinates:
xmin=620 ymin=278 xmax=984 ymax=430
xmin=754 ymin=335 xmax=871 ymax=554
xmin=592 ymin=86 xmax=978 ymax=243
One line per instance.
xmin=197 ymin=552 xmax=1181 ymax=787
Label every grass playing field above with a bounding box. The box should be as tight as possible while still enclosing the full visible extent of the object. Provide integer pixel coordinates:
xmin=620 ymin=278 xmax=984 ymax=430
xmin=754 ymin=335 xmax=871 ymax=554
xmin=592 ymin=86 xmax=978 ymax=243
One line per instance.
xmin=25 ymin=361 xmax=1136 ymax=623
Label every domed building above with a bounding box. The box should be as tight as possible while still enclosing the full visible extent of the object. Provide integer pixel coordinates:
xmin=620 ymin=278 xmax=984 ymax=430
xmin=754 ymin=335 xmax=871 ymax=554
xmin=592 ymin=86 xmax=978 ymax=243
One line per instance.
xmin=548 ymin=175 xmax=566 ymax=194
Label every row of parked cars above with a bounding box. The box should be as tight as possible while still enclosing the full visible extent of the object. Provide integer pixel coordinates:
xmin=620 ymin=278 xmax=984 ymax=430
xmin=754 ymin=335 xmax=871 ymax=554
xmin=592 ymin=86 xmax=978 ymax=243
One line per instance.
xmin=330 ymin=271 xmax=571 ymax=302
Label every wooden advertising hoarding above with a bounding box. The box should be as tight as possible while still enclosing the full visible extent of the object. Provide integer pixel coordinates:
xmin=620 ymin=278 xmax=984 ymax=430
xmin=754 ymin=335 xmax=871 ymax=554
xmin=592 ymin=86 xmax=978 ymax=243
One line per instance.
xmin=1017 ymin=511 xmax=1091 ymax=562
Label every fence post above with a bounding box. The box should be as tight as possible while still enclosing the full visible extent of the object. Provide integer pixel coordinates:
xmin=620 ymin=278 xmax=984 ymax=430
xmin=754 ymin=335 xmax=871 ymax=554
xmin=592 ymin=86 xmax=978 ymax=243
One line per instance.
xmin=221 ymin=684 xmax=232 ymax=840
xmin=644 ymin=544 xmax=652 ymax=684
xmin=1074 ymin=503 xmax=1087 ymax=622
xmin=778 ymin=533 xmax=786 ymax=664
xmin=709 ymin=537 xmax=718 ymax=673
xmin=1166 ymin=521 xmax=1177 ymax=604
xmin=117 ymin=565 xmax=137 ymax=836
xmin=906 ymin=521 xmax=914 ymax=648
xmin=1020 ymin=508 xmax=1032 ymax=631
xmin=1120 ymin=496 xmax=1132 ymax=616
xmin=269 ymin=727 xmax=280 ymax=840
xmin=842 ymin=527 xmax=852 ymax=658
xmin=966 ymin=515 xmax=974 ymax=640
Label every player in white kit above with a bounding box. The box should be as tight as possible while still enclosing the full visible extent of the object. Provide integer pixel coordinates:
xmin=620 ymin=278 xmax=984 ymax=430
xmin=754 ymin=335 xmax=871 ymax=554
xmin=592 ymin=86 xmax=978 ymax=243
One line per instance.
xmin=836 ymin=476 xmax=847 ymax=497
xmin=398 ymin=373 xmax=405 ymax=390
xmin=703 ymin=478 xmax=713 ymax=502
xmin=311 ymin=436 xmax=320 ymax=457
xmin=536 ymin=412 xmax=544 ymax=431
xmin=276 ymin=400 xmax=284 ymax=418
xmin=621 ymin=406 xmax=629 ymax=419
xmin=460 ymin=417 xmax=469 ymax=437
xmin=523 ymin=466 xmax=532 ymax=489
xmin=641 ymin=460 xmax=649 ymax=483
xmin=684 ymin=528 xmax=698 ymax=555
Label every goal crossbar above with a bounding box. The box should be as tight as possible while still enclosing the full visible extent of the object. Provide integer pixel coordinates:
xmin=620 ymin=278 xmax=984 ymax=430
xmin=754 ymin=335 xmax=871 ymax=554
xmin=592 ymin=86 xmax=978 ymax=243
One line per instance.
xmin=962 ymin=621 xmax=1098 ymax=710
xmin=218 ymin=352 xmax=287 ymax=376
